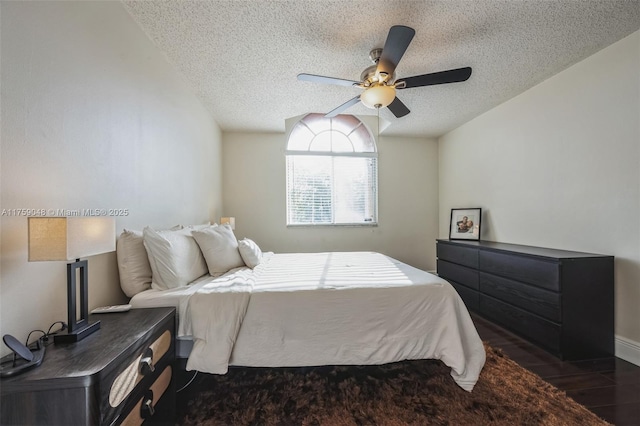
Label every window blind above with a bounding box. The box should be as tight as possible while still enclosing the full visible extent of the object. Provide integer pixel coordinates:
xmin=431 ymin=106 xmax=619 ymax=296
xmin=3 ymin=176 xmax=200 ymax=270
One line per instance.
xmin=286 ymin=155 xmax=377 ymax=225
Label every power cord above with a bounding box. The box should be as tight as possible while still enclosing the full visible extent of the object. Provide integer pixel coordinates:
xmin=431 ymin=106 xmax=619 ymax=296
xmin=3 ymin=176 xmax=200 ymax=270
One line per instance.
xmin=45 ymin=321 xmax=67 ymax=338
xmin=177 ymin=371 xmax=198 ymax=393
xmin=25 ymin=330 xmax=46 ymax=348
xmin=23 ymin=321 xmax=68 ymax=348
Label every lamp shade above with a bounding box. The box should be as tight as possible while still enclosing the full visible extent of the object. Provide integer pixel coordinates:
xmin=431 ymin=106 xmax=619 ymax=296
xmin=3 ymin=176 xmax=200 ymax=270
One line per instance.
xmin=220 ymin=217 xmax=235 ymax=230
xmin=28 ymin=217 xmax=116 ymax=261
xmin=360 ymin=84 xmax=396 ymax=109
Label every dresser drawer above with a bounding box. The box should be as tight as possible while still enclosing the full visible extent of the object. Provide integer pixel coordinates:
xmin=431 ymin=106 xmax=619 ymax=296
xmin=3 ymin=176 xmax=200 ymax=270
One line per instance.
xmin=437 ymin=259 xmax=479 ymax=290
xmin=480 ymin=272 xmax=561 ymax=322
xmin=480 ymin=295 xmax=561 ymax=353
xmin=437 ymin=242 xmax=478 ymax=269
xmin=449 ymin=281 xmax=479 ymax=312
xmin=479 ymin=251 xmax=560 ymax=291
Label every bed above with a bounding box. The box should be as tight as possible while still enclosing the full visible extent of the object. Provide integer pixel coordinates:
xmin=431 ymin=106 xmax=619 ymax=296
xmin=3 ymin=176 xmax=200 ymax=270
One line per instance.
xmin=125 ymin=242 xmax=486 ymax=392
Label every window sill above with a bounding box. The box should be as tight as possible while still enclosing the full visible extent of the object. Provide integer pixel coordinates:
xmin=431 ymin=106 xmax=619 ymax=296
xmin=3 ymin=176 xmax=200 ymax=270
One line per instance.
xmin=286 ymin=223 xmax=378 ymax=228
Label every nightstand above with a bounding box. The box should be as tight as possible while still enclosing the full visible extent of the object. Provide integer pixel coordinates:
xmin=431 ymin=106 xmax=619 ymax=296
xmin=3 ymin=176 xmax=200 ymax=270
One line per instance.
xmin=0 ymin=307 xmax=176 ymax=425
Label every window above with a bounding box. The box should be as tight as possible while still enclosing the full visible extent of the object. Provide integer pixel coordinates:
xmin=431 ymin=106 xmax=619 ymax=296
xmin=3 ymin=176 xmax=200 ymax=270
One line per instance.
xmin=286 ymin=114 xmax=378 ymax=225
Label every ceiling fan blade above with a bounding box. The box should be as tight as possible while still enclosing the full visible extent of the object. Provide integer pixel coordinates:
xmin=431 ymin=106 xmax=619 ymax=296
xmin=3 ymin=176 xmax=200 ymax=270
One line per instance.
xmin=376 ymin=25 xmax=416 ymax=78
xmin=398 ymin=67 xmax=472 ymax=89
xmin=387 ymin=97 xmax=410 ymax=118
xmin=298 ymin=73 xmax=360 ymax=87
xmin=325 ymin=95 xmax=361 ymax=118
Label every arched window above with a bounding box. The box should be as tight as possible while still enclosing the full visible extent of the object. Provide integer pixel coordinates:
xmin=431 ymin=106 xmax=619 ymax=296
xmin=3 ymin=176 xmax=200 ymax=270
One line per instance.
xmin=286 ymin=114 xmax=378 ymax=225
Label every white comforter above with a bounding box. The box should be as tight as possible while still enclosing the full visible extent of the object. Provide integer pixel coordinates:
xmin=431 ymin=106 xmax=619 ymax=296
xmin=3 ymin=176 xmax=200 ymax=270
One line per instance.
xmin=184 ymin=252 xmax=486 ymax=392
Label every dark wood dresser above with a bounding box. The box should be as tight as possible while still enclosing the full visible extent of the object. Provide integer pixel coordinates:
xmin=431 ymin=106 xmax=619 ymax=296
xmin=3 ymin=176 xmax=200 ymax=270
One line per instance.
xmin=0 ymin=307 xmax=176 ymax=425
xmin=436 ymin=239 xmax=614 ymax=360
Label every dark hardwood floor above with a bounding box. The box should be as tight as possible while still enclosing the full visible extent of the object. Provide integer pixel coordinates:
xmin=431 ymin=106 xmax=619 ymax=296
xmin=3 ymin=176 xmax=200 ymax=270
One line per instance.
xmin=472 ymin=313 xmax=640 ymax=426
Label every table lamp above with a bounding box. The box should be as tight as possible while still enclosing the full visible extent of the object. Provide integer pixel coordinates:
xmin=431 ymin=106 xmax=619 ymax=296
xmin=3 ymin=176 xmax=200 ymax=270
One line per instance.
xmin=220 ymin=217 xmax=235 ymax=230
xmin=28 ymin=217 xmax=116 ymax=343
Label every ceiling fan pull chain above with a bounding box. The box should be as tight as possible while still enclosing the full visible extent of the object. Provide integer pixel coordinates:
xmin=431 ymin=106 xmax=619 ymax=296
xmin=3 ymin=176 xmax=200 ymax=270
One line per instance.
xmin=377 ymin=107 xmax=380 ymax=141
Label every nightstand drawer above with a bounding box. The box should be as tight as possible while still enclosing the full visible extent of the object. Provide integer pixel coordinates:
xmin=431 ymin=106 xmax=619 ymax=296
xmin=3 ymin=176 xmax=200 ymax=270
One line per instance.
xmin=102 ymin=319 xmax=174 ymax=426
xmin=109 ymin=329 xmax=172 ymax=408
xmin=121 ymin=365 xmax=172 ymax=426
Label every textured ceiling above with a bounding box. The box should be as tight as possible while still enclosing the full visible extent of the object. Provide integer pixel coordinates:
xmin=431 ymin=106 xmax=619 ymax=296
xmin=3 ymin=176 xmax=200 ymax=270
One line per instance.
xmin=123 ymin=1 xmax=640 ymax=138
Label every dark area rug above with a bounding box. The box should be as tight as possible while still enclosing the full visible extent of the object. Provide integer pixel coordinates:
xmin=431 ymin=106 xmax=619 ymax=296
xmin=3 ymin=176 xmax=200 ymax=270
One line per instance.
xmin=177 ymin=344 xmax=609 ymax=425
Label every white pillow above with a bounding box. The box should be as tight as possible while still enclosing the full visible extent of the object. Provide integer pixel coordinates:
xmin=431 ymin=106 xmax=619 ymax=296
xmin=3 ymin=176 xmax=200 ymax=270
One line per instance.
xmin=238 ymin=238 xmax=263 ymax=269
xmin=185 ymin=222 xmax=213 ymax=230
xmin=192 ymin=224 xmax=245 ymax=276
xmin=116 ymin=225 xmax=183 ymax=297
xmin=117 ymin=229 xmax=153 ymax=297
xmin=143 ymin=227 xmax=208 ymax=290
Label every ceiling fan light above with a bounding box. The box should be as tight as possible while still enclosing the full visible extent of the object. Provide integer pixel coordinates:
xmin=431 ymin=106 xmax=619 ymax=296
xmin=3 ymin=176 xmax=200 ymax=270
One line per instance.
xmin=360 ymin=84 xmax=396 ymax=109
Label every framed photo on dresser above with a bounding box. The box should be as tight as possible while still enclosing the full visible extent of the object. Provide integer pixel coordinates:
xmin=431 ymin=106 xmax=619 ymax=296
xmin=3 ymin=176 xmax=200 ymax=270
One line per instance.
xmin=449 ymin=208 xmax=482 ymax=240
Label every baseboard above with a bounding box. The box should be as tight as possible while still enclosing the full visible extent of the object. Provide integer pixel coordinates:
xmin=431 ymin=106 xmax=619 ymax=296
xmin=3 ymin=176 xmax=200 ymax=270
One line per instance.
xmin=615 ymin=335 xmax=640 ymax=367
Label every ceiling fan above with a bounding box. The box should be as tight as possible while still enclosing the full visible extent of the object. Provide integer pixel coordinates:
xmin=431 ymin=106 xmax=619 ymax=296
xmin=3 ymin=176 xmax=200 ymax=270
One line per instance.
xmin=298 ymin=25 xmax=472 ymax=119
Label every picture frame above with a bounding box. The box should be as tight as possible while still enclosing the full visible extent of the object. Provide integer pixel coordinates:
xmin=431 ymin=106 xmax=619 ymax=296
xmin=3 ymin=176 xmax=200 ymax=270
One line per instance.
xmin=449 ymin=208 xmax=482 ymax=241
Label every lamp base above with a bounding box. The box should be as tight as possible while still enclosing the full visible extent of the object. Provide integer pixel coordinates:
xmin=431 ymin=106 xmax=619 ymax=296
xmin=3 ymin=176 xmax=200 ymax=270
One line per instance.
xmin=53 ymin=320 xmax=101 ymax=344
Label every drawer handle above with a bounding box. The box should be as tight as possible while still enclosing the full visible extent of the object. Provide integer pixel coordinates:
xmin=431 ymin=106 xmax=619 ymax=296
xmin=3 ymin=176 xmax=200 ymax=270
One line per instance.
xmin=139 ymin=348 xmax=155 ymax=375
xmin=141 ymin=390 xmax=155 ymax=418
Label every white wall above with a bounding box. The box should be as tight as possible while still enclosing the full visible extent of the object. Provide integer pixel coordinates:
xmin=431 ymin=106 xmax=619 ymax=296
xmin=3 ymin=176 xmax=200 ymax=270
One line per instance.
xmin=222 ymin=132 xmax=439 ymax=271
xmin=0 ymin=1 xmax=222 ymax=354
xmin=439 ymin=31 xmax=640 ymax=359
